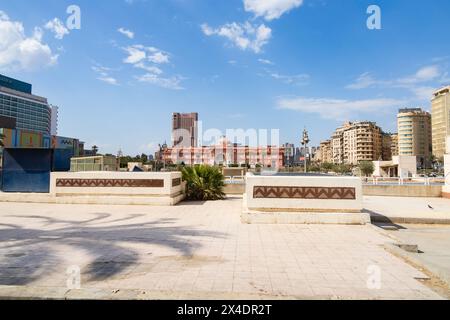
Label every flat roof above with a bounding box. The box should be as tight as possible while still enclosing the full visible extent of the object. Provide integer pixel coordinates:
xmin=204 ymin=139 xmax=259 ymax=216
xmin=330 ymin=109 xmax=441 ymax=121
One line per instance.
xmin=0 ymin=74 xmax=32 ymax=94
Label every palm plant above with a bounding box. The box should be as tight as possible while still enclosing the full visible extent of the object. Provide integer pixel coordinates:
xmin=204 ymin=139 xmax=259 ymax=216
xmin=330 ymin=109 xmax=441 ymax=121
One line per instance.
xmin=182 ymin=165 xmax=226 ymax=201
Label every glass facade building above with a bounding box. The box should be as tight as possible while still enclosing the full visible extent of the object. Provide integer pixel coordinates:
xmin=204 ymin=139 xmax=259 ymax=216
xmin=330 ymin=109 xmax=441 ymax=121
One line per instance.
xmin=0 ymin=74 xmax=52 ymax=134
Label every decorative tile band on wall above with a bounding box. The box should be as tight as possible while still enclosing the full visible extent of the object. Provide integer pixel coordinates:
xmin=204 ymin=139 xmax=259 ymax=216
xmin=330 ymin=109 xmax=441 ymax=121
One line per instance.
xmin=172 ymin=178 xmax=182 ymax=187
xmin=56 ymin=179 xmax=165 ymax=188
xmin=253 ymin=186 xmax=356 ymax=200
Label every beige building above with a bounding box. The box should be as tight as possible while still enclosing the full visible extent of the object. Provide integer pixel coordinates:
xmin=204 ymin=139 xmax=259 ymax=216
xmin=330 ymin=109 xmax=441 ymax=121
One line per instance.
xmin=172 ymin=112 xmax=198 ymax=147
xmin=343 ymin=121 xmax=382 ymax=165
xmin=431 ymin=86 xmax=450 ymax=160
xmin=391 ymin=134 xmax=399 ymax=157
xmin=397 ymin=108 xmax=432 ymax=168
xmin=382 ymin=133 xmax=394 ymax=161
xmin=319 ymin=140 xmax=332 ymax=163
xmin=331 ymin=122 xmax=351 ymax=164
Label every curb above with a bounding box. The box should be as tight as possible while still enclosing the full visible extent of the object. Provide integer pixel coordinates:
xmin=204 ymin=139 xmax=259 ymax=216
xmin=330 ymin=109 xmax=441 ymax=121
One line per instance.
xmin=370 ymin=215 xmax=450 ymax=225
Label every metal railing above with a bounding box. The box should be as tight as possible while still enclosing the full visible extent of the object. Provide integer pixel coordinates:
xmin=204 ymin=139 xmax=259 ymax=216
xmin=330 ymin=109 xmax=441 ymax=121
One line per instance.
xmin=224 ymin=175 xmax=246 ymax=184
xmin=365 ymin=176 xmax=445 ymax=186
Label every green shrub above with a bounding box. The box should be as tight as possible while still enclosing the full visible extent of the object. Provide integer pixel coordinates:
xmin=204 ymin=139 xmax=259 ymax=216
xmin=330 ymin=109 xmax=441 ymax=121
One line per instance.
xmin=359 ymin=161 xmax=375 ymax=177
xmin=182 ymin=165 xmax=226 ymax=201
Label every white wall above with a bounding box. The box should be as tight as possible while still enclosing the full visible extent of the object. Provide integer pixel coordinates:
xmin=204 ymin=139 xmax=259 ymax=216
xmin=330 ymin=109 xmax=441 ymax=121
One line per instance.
xmin=50 ymin=171 xmax=182 ymax=197
xmin=245 ymin=173 xmax=363 ymax=212
xmin=394 ymin=156 xmax=417 ymax=178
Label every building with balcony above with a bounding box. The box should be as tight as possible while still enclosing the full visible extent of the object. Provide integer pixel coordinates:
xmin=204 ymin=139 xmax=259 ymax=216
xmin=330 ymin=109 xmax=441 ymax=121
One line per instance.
xmin=431 ymin=86 xmax=450 ymax=160
xmin=0 ymin=74 xmax=56 ymax=135
xmin=397 ymin=108 xmax=432 ymax=168
xmin=331 ymin=122 xmax=352 ymax=164
xmin=343 ymin=121 xmax=382 ymax=165
xmin=318 ymin=140 xmax=332 ymax=163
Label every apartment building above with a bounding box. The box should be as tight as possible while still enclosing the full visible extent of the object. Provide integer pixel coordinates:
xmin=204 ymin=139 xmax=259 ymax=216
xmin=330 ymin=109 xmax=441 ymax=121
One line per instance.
xmin=319 ymin=140 xmax=332 ymax=163
xmin=397 ymin=108 xmax=432 ymax=168
xmin=343 ymin=121 xmax=382 ymax=165
xmin=431 ymin=86 xmax=450 ymax=159
xmin=331 ymin=122 xmax=351 ymax=164
xmin=391 ymin=134 xmax=399 ymax=157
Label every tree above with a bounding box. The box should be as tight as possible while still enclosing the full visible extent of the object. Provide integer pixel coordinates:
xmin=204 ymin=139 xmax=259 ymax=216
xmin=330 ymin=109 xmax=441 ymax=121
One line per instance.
xmin=334 ymin=164 xmax=352 ymax=175
xmin=140 ymin=153 xmax=149 ymax=164
xmin=359 ymin=161 xmax=375 ymax=177
xmin=182 ymin=165 xmax=226 ymax=201
xmin=321 ymin=162 xmax=334 ymax=172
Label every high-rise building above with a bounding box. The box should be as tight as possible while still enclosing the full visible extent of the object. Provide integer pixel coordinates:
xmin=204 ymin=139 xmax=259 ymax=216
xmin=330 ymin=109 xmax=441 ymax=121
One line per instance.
xmin=282 ymin=143 xmax=295 ymax=166
xmin=331 ymin=122 xmax=352 ymax=164
xmin=343 ymin=121 xmax=382 ymax=165
xmin=431 ymin=86 xmax=450 ymax=159
xmin=172 ymin=112 xmax=198 ymax=147
xmin=382 ymin=133 xmax=393 ymax=161
xmin=50 ymin=105 xmax=59 ymax=136
xmin=319 ymin=140 xmax=332 ymax=163
xmin=391 ymin=134 xmax=399 ymax=157
xmin=397 ymin=108 xmax=432 ymax=168
xmin=0 ymin=74 xmax=56 ymax=134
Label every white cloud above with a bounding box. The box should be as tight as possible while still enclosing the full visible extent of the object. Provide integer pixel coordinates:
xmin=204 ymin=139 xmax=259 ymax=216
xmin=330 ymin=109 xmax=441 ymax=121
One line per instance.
xmin=276 ymin=96 xmax=405 ymax=120
xmin=123 ymin=45 xmax=146 ymax=64
xmin=258 ymin=58 xmax=274 ymax=65
xmin=45 ymin=18 xmax=69 ymax=40
xmin=123 ymin=45 xmax=169 ymax=64
xmin=121 ymin=43 xmax=183 ymax=90
xmin=201 ymin=22 xmax=271 ymax=54
xmin=134 ymin=62 xmax=163 ymax=74
xmin=409 ymin=86 xmax=435 ymax=101
xmin=348 ymin=65 xmax=444 ymax=91
xmin=92 ymin=65 xmax=118 ymax=85
xmin=345 ymin=72 xmax=381 ymax=90
xmin=148 ymin=51 xmax=169 ymax=64
xmin=118 ymin=27 xmax=134 ymax=39
xmin=136 ymin=73 xmax=184 ymax=90
xmin=0 ymin=11 xmax=58 ymax=71
xmin=346 ymin=65 xmax=447 ymax=101
xmin=269 ymin=72 xmax=309 ymax=86
xmin=243 ymin=0 xmax=304 ymax=21
xmin=398 ymin=65 xmax=441 ymax=84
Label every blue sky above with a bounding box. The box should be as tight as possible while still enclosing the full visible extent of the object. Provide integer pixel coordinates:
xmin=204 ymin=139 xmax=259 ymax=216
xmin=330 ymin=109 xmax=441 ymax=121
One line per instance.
xmin=1 ymin=0 xmax=449 ymax=155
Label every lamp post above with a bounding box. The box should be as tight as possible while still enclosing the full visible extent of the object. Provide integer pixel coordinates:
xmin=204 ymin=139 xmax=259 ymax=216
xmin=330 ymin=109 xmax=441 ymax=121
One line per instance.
xmin=117 ymin=148 xmax=123 ymax=171
xmin=301 ymin=128 xmax=310 ymax=173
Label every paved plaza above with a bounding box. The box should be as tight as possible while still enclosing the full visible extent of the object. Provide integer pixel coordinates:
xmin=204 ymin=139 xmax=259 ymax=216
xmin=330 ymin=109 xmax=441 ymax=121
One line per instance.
xmin=0 ymin=197 xmax=444 ymax=299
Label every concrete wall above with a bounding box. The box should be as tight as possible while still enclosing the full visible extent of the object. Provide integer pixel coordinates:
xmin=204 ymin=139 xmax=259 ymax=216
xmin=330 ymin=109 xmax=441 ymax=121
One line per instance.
xmin=50 ymin=171 xmax=183 ymax=197
xmin=363 ymin=185 xmax=442 ymax=198
xmin=226 ymin=181 xmax=445 ymax=198
xmin=224 ymin=183 xmax=245 ymax=195
xmin=43 ymin=171 xmax=185 ymax=205
xmin=395 ymin=156 xmax=417 ymax=178
xmin=444 ymin=154 xmax=450 ymax=199
xmin=245 ymin=173 xmax=363 ymax=212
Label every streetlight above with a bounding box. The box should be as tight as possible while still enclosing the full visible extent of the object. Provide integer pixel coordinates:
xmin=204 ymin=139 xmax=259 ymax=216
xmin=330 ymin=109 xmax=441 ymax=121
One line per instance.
xmin=117 ymin=148 xmax=123 ymax=171
xmin=301 ymin=128 xmax=310 ymax=173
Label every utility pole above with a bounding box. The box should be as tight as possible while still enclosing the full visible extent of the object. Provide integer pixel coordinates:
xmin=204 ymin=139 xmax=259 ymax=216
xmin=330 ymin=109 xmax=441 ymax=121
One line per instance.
xmin=301 ymin=128 xmax=310 ymax=173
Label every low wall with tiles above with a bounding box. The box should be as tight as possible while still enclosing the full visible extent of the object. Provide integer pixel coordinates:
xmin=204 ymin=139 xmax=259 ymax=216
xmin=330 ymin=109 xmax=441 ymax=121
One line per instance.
xmin=49 ymin=171 xmax=184 ymax=205
xmin=243 ymin=173 xmax=368 ymax=224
